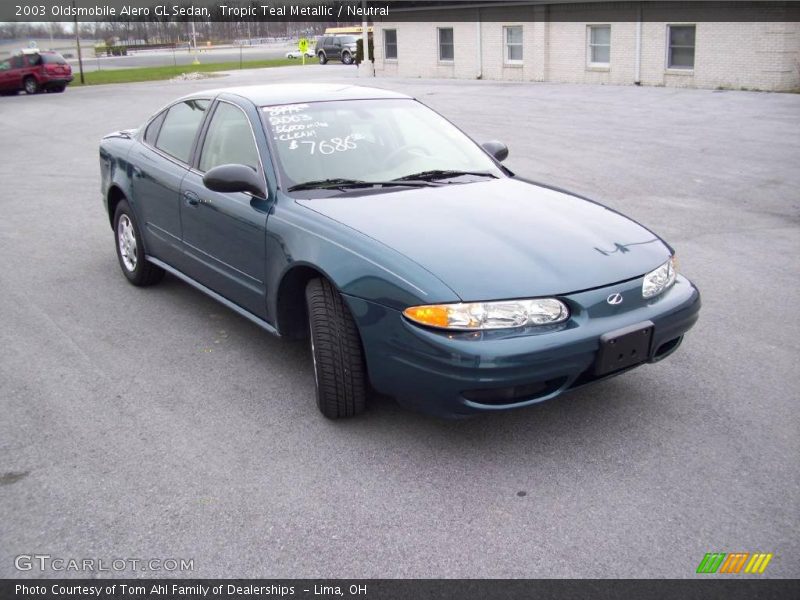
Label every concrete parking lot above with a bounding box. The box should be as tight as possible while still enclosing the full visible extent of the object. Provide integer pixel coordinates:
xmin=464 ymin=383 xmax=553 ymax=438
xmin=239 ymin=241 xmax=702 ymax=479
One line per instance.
xmin=1 ymin=65 xmax=798 ymax=578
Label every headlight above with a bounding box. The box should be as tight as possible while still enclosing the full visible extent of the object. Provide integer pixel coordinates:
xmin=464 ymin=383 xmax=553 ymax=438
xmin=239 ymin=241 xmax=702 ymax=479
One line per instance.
xmin=642 ymin=256 xmax=678 ymax=299
xmin=403 ymin=298 xmax=569 ymax=330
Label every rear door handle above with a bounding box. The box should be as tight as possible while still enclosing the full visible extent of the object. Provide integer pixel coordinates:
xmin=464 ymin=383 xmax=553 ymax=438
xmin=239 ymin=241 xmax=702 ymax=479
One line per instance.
xmin=183 ymin=190 xmax=200 ymax=207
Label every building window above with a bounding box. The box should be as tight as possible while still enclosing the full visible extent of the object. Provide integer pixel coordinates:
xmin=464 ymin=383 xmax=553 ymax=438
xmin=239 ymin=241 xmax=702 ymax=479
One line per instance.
xmin=384 ymin=29 xmax=397 ymax=60
xmin=667 ymin=25 xmax=695 ymax=69
xmin=587 ymin=25 xmax=610 ymax=66
xmin=438 ymin=27 xmax=454 ymax=62
xmin=504 ymin=26 xmax=523 ymax=63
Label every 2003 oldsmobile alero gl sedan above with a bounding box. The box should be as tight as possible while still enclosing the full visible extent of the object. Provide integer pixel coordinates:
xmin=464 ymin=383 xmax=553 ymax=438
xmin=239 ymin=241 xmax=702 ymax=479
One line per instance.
xmin=99 ymin=84 xmax=700 ymax=419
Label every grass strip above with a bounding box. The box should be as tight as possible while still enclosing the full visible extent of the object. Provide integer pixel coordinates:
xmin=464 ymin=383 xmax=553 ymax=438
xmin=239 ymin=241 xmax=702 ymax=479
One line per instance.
xmin=74 ymin=58 xmax=311 ymax=85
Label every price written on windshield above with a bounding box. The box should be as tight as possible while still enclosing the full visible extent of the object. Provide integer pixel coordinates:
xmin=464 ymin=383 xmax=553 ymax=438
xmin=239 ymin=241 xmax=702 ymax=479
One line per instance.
xmin=289 ymin=134 xmax=365 ymax=155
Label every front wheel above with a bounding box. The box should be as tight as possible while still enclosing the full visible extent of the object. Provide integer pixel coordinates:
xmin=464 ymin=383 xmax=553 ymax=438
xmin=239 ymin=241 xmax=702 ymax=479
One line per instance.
xmin=305 ymin=278 xmax=367 ymax=418
xmin=23 ymin=77 xmax=38 ymax=95
xmin=318 ymin=52 xmax=328 ymax=65
xmin=113 ymin=200 xmax=164 ymax=286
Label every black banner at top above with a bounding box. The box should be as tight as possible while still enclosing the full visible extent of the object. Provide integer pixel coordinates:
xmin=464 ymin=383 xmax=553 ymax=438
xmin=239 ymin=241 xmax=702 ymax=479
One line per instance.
xmin=3 ymin=0 xmax=800 ymax=23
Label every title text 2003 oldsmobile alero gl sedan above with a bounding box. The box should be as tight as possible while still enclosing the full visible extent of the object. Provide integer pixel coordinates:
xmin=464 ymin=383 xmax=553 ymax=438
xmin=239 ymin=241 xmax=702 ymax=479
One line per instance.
xmin=99 ymin=84 xmax=700 ymax=419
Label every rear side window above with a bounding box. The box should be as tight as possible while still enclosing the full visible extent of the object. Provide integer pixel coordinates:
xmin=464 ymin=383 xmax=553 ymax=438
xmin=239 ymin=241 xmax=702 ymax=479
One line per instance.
xmin=155 ymin=100 xmax=209 ymax=163
xmin=144 ymin=111 xmax=167 ymax=146
xmin=42 ymin=54 xmax=67 ymax=65
xmin=26 ymin=54 xmax=42 ymax=66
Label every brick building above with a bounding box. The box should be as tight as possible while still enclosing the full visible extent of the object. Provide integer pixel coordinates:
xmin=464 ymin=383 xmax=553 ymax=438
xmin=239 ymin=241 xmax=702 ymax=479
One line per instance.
xmin=372 ymin=1 xmax=800 ymax=91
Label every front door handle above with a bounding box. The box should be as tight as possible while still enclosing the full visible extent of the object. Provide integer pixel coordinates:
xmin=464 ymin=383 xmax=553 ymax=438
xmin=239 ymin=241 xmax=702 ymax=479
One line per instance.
xmin=183 ymin=190 xmax=200 ymax=207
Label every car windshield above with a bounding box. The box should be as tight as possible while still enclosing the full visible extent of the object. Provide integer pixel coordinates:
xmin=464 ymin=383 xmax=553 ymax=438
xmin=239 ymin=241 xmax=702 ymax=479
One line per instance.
xmin=261 ymin=98 xmax=503 ymax=192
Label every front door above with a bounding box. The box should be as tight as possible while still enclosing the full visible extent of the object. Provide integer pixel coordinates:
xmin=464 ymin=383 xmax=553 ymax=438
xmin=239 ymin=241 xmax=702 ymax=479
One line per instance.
xmin=180 ymin=101 xmax=269 ymax=317
xmin=0 ymin=59 xmax=13 ymax=91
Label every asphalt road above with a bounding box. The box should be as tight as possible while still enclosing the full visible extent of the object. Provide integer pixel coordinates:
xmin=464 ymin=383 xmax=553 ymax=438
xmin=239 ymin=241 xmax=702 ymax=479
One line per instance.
xmin=69 ymin=44 xmax=301 ymax=72
xmin=1 ymin=65 xmax=798 ymax=579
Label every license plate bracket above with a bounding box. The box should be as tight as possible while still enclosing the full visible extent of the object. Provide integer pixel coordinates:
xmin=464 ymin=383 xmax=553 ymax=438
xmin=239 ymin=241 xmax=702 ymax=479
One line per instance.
xmin=594 ymin=321 xmax=654 ymax=376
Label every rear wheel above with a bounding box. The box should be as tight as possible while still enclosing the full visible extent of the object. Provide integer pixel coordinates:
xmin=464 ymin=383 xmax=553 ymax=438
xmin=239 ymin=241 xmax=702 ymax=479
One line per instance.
xmin=341 ymin=51 xmax=353 ymax=65
xmin=113 ymin=200 xmax=164 ymax=286
xmin=52 ymin=84 xmax=66 ymax=93
xmin=23 ymin=77 xmax=38 ymax=95
xmin=318 ymin=52 xmax=328 ymax=65
xmin=305 ymin=278 xmax=367 ymax=418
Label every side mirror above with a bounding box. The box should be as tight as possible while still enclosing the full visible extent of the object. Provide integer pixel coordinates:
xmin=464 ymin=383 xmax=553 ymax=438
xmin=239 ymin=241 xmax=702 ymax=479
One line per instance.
xmin=203 ymin=164 xmax=266 ymax=198
xmin=482 ymin=141 xmax=509 ymax=163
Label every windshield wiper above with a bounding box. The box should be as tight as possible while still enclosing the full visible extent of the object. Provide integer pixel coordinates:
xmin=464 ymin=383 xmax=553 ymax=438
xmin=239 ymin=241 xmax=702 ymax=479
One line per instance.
xmin=288 ymin=178 xmax=436 ymax=192
xmin=393 ymin=170 xmax=499 ymax=183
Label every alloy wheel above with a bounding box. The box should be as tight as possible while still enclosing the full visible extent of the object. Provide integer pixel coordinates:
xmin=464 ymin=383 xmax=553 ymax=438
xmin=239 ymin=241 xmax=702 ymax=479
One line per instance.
xmin=117 ymin=214 xmax=137 ymax=271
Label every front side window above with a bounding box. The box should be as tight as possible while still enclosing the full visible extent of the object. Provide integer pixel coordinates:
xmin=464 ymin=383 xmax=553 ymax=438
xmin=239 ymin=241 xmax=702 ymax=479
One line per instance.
xmin=262 ymin=99 xmax=503 ymax=191
xmin=10 ymin=56 xmax=23 ymax=69
xmin=199 ymin=102 xmax=260 ymax=173
xmin=668 ymin=25 xmax=695 ymax=69
xmin=384 ymin=29 xmax=398 ymax=60
xmin=504 ymin=26 xmax=523 ymax=63
xmin=155 ymin=99 xmax=209 ymax=163
xmin=588 ymin=25 xmax=611 ymax=66
xmin=438 ymin=28 xmax=454 ymax=61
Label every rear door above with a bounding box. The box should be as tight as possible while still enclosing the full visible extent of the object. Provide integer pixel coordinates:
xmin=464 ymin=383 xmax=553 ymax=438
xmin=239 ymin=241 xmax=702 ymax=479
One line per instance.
xmin=179 ymin=100 xmax=270 ymax=316
xmin=130 ymin=99 xmax=210 ymax=267
xmin=330 ymin=37 xmax=343 ymax=59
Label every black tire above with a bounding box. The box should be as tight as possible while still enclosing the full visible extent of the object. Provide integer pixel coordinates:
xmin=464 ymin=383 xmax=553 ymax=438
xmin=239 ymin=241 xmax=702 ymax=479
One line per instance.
xmin=53 ymin=84 xmax=66 ymax=93
xmin=113 ymin=199 xmax=164 ymax=287
xmin=341 ymin=51 xmax=354 ymax=65
xmin=23 ymin=77 xmax=38 ymax=95
xmin=318 ymin=52 xmax=328 ymax=65
xmin=305 ymin=278 xmax=367 ymax=418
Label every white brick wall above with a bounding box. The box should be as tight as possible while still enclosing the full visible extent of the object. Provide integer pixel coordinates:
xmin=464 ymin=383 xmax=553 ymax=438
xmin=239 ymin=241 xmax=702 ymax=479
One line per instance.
xmin=373 ymin=2 xmax=800 ymax=91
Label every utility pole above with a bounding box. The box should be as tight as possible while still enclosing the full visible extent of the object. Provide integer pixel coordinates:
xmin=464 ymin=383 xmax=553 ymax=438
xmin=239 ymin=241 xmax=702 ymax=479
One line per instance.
xmin=191 ymin=20 xmax=199 ymax=65
xmin=73 ymin=1 xmax=84 ymax=84
xmin=359 ymin=0 xmax=373 ymax=77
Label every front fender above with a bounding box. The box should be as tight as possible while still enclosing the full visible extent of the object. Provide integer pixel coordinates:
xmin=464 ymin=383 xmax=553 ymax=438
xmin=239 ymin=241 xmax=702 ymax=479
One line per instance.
xmin=265 ymin=194 xmax=461 ymax=322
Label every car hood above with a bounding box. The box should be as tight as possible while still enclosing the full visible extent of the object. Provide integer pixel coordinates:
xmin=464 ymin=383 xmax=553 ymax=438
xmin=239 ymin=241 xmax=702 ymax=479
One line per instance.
xmin=297 ymin=178 xmax=671 ymax=301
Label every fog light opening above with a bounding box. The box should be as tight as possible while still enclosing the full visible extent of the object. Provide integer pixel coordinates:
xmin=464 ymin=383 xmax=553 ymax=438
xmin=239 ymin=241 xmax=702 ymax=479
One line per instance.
xmin=462 ymin=377 xmax=566 ymax=406
xmin=653 ymin=335 xmax=683 ymax=360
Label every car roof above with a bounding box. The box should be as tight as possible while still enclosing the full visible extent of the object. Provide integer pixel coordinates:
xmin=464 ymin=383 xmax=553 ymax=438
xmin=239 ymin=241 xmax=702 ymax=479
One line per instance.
xmin=179 ymin=83 xmax=411 ymax=107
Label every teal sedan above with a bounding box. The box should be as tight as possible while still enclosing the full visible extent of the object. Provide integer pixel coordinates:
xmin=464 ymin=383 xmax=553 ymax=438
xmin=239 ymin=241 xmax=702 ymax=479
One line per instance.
xmin=99 ymin=84 xmax=700 ymax=418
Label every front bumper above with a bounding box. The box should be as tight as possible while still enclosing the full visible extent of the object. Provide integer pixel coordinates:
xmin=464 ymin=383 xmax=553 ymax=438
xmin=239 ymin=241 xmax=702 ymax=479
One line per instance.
xmin=347 ymin=274 xmax=700 ymax=417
